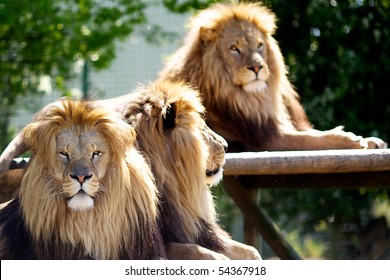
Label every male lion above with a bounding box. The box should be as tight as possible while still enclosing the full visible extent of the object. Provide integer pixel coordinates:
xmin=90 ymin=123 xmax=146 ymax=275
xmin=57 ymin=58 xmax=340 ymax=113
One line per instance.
xmin=158 ymin=2 xmax=386 ymax=152
xmin=0 ymin=81 xmax=259 ymax=259
xmin=121 ymin=80 xmax=260 ymax=260
xmin=0 ymin=100 xmax=165 ymax=259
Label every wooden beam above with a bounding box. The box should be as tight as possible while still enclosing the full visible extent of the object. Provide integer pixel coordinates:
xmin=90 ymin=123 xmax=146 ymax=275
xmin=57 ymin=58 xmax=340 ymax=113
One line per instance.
xmin=224 ymin=149 xmax=390 ymax=175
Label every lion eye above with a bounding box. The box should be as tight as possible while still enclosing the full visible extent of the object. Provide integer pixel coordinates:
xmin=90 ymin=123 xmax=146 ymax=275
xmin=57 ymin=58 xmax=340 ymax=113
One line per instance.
xmin=230 ymin=45 xmax=240 ymax=54
xmin=59 ymin=151 xmax=69 ymax=159
xmin=59 ymin=151 xmax=69 ymax=163
xmin=258 ymin=42 xmax=264 ymax=52
xmin=92 ymin=151 xmax=102 ymax=159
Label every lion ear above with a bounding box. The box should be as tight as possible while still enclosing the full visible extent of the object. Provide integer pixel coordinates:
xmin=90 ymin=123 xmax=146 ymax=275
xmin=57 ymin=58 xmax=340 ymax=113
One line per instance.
xmin=200 ymin=26 xmax=217 ymax=42
xmin=163 ymin=103 xmax=177 ymax=131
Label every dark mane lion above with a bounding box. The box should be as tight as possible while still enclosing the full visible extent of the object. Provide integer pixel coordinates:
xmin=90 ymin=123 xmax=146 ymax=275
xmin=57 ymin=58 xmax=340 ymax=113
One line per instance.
xmin=158 ymin=2 xmax=386 ymax=151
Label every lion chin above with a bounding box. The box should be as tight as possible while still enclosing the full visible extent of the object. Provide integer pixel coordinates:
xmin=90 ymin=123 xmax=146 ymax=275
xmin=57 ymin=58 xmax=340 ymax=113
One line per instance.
xmin=205 ymin=167 xmax=223 ymax=187
xmin=67 ymin=191 xmax=94 ymax=211
xmin=242 ymin=80 xmax=267 ymax=95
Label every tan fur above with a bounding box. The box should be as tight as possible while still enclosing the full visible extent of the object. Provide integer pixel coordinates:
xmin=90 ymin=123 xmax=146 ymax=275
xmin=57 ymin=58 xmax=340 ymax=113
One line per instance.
xmin=158 ymin=2 xmax=386 ymax=151
xmin=0 ymin=100 xmax=164 ymax=259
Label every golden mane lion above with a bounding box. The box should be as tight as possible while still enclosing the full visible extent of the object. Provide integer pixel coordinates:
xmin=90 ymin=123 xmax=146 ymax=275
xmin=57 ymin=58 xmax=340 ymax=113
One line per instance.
xmin=0 ymin=80 xmax=259 ymax=259
xmin=0 ymin=100 xmax=165 ymax=259
xmin=158 ymin=2 xmax=386 ymax=152
xmin=122 ymin=80 xmax=260 ymax=259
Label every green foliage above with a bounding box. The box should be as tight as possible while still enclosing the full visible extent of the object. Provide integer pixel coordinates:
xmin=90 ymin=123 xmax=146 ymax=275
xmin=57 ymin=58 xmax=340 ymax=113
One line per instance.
xmin=162 ymin=0 xmax=221 ymax=13
xmin=0 ymin=0 xmax=146 ymax=150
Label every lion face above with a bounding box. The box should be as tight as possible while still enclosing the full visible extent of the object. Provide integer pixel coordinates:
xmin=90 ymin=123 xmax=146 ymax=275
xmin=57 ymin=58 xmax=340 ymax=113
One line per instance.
xmin=214 ymin=21 xmax=270 ymax=94
xmin=53 ymin=129 xmax=110 ymax=211
xmin=22 ymin=100 xmax=135 ymax=213
xmin=14 ymin=100 xmax=166 ymax=259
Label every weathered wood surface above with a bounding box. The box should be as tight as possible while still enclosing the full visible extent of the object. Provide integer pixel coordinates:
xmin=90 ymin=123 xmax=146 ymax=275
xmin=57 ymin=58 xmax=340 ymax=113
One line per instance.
xmin=223 ymin=149 xmax=390 ymax=175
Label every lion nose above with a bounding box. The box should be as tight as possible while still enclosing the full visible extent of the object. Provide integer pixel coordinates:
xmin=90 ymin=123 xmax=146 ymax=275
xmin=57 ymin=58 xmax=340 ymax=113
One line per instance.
xmin=247 ymin=65 xmax=262 ymax=74
xmin=70 ymin=173 xmax=93 ymax=184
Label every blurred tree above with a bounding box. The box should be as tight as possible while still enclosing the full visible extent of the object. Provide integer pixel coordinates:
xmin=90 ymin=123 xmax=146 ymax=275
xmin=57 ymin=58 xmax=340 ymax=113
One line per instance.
xmin=0 ymin=0 xmax=146 ymax=150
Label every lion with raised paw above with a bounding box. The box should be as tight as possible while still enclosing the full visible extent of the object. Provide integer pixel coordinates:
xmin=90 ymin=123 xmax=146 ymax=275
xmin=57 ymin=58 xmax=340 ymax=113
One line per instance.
xmin=158 ymin=2 xmax=386 ymax=152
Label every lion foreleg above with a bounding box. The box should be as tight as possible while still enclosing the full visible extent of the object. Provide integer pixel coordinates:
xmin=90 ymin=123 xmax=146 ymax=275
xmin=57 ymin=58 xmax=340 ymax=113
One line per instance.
xmin=264 ymin=126 xmax=374 ymax=150
xmin=166 ymin=242 xmax=230 ymax=260
xmin=0 ymin=132 xmax=27 ymax=171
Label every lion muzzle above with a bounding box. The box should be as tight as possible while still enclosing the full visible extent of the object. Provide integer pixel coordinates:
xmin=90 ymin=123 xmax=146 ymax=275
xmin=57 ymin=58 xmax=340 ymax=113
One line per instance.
xmin=69 ymin=160 xmax=93 ymax=186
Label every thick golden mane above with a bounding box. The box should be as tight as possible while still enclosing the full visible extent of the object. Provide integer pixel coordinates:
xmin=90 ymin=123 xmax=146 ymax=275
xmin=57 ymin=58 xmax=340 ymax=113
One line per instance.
xmin=190 ymin=2 xmax=277 ymax=36
xmin=0 ymin=100 xmax=164 ymax=259
xmin=122 ymin=80 xmax=222 ymax=248
xmin=158 ymin=2 xmax=311 ymax=151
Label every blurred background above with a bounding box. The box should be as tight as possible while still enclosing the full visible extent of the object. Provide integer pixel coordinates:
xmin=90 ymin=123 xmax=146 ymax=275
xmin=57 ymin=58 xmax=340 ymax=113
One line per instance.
xmin=1 ymin=0 xmax=389 ymax=259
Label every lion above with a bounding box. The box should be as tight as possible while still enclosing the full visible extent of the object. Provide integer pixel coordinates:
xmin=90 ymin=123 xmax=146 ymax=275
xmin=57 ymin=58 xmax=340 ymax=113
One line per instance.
xmin=0 ymin=80 xmax=259 ymax=259
xmin=0 ymin=100 xmax=165 ymax=259
xmin=157 ymin=2 xmax=387 ymax=152
xmin=120 ymin=80 xmax=261 ymax=260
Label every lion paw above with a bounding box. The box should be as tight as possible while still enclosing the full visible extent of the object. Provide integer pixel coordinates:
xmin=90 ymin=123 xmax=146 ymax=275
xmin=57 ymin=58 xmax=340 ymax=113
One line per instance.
xmin=364 ymin=137 xmax=388 ymax=149
xmin=325 ymin=127 xmax=367 ymax=149
xmin=224 ymin=242 xmax=262 ymax=260
xmin=239 ymin=246 xmax=262 ymax=260
xmin=166 ymin=243 xmax=230 ymax=260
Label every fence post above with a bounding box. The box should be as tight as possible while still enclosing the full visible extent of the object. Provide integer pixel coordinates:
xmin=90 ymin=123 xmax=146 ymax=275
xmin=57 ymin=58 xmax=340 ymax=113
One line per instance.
xmin=223 ymin=175 xmax=302 ymax=260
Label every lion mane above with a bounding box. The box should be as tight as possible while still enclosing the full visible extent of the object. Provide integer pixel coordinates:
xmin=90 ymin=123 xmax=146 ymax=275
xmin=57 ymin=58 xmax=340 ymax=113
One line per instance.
xmin=0 ymin=100 xmax=165 ymax=259
xmin=121 ymin=80 xmax=260 ymax=259
xmin=122 ymin=81 xmax=222 ymax=245
xmin=158 ymin=2 xmax=386 ymax=151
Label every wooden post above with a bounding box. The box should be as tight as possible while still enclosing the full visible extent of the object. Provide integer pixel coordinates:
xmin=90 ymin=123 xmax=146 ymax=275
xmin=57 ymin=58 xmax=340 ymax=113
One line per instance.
xmin=223 ymin=176 xmax=302 ymax=260
xmin=243 ymin=188 xmax=259 ymax=248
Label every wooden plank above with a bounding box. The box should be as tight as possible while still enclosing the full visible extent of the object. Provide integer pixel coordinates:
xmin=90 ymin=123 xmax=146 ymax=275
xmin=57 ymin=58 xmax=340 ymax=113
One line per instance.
xmin=224 ymin=149 xmax=390 ymax=175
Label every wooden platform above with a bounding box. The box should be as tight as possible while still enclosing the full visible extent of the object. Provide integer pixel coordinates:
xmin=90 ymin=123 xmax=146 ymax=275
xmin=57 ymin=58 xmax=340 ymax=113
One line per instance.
xmin=222 ymin=149 xmax=390 ymax=259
